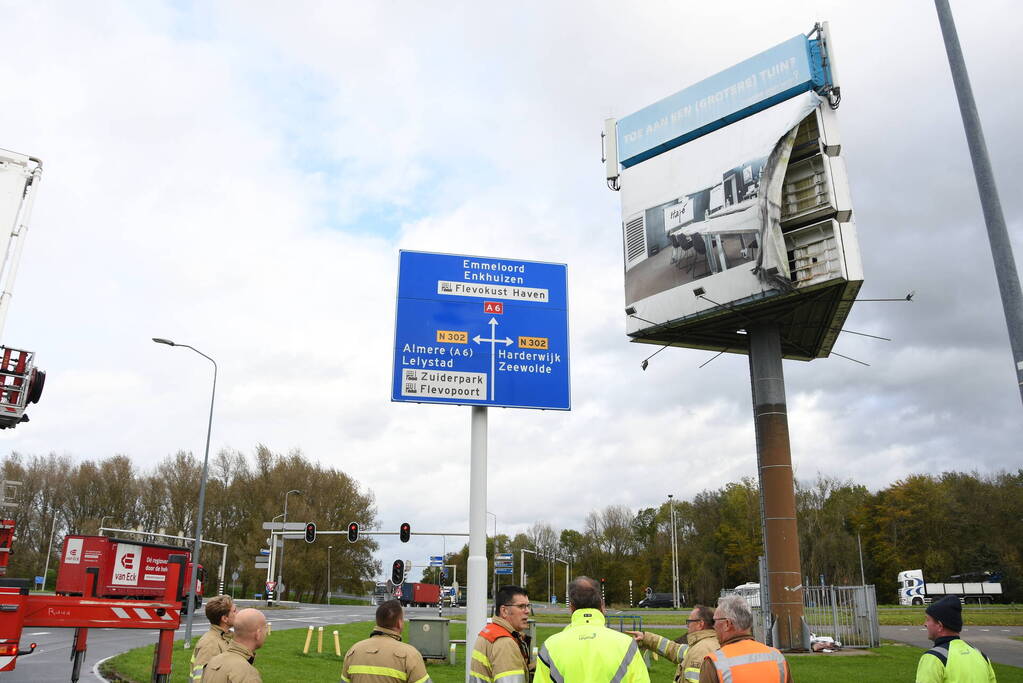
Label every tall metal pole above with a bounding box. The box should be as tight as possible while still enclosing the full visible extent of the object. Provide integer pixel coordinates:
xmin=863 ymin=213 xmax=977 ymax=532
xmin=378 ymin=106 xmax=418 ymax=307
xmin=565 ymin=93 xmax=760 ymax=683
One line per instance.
xmin=327 ymin=546 xmax=332 ymax=605
xmin=219 ymin=544 xmax=227 ymax=595
xmin=152 ymin=338 xmax=216 ymax=649
xmin=748 ymin=322 xmax=804 ymax=650
xmin=668 ymin=494 xmax=679 ymax=609
xmin=488 ymin=511 xmax=497 ymax=600
xmin=40 ymin=513 xmax=57 ymax=590
xmin=466 ymin=406 xmax=488 ymax=682
xmin=856 ymin=532 xmax=866 ymax=587
xmin=278 ymin=489 xmax=300 ymax=601
xmin=934 ymin=0 xmax=1023 ymax=407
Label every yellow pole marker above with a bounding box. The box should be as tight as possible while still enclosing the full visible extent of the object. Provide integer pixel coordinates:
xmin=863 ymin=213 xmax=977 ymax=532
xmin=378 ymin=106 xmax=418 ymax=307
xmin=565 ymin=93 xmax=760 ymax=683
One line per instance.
xmin=334 ymin=630 xmax=341 ymax=657
xmin=317 ymin=626 xmax=324 ymax=653
xmin=267 ymin=621 xmax=272 ymax=635
xmin=303 ymin=625 xmax=314 ymax=654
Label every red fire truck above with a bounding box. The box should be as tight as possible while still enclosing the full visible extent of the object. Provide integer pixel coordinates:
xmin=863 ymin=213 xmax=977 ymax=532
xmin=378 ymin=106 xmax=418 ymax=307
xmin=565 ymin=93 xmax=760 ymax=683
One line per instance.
xmin=57 ymin=535 xmax=206 ymax=613
xmin=0 ymin=523 xmax=188 ymax=681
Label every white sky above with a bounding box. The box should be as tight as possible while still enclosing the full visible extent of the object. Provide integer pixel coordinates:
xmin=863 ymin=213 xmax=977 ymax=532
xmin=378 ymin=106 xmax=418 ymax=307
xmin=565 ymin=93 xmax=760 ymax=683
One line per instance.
xmin=1 ymin=1 xmax=1020 ymax=581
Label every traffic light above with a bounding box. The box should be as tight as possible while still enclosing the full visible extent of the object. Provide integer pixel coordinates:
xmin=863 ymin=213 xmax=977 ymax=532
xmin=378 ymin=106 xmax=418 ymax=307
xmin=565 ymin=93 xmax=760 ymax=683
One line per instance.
xmin=304 ymin=522 xmax=317 ymax=544
xmin=347 ymin=522 xmax=359 ymax=543
xmin=399 ymin=522 xmax=411 ymax=543
xmin=391 ymin=559 xmax=405 ymax=586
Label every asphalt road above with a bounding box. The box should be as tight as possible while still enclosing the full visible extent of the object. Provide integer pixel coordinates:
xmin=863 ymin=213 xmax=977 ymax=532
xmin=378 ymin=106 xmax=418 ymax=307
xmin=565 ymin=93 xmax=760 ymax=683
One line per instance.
xmin=1 ymin=602 xmax=453 ymax=682
xmin=880 ymin=624 xmax=1023 ymax=668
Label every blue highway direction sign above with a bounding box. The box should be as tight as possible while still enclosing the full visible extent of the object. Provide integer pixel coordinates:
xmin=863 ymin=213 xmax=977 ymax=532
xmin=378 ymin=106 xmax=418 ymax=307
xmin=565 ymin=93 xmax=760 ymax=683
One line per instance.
xmin=392 ymin=250 xmax=570 ymax=410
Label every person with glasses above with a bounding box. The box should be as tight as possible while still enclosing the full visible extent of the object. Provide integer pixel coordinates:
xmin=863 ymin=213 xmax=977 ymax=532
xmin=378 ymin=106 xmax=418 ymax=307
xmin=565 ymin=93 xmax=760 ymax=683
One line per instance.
xmin=626 ymin=605 xmax=718 ymax=682
xmin=699 ymin=595 xmax=790 ymax=683
xmin=535 ymin=576 xmax=649 ymax=683
xmin=470 ymin=585 xmax=533 ymax=683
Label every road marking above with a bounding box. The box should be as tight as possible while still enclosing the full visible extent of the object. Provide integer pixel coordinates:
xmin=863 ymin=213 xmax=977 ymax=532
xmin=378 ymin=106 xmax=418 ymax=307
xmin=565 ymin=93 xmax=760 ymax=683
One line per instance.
xmin=94 ymin=653 xmax=116 ymax=681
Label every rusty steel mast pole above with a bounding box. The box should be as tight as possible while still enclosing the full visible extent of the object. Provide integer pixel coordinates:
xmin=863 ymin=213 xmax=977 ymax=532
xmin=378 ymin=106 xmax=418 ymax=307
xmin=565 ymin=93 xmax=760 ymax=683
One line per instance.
xmin=748 ymin=322 xmax=805 ymax=650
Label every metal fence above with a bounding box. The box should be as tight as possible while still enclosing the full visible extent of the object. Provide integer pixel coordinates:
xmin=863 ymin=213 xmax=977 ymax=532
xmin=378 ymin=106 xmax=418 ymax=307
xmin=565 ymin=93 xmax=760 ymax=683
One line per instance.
xmin=724 ymin=584 xmax=879 ymax=648
xmin=802 ymin=584 xmax=879 ymax=648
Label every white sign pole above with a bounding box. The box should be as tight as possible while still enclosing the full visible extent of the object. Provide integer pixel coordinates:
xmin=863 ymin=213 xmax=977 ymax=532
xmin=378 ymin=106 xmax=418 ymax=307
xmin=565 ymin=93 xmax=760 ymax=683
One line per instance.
xmin=466 ymin=406 xmax=488 ymax=681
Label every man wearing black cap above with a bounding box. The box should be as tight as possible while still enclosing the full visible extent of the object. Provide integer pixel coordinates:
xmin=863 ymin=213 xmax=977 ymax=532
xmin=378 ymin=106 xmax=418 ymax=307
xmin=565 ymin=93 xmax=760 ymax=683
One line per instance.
xmin=916 ymin=595 xmax=996 ymax=682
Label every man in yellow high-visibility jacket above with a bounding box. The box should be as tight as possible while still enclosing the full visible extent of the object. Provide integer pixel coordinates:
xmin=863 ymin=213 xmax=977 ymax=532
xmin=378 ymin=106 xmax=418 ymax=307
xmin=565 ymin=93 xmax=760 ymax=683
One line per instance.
xmin=535 ymin=576 xmax=649 ymax=683
xmin=916 ymin=595 xmax=996 ymax=683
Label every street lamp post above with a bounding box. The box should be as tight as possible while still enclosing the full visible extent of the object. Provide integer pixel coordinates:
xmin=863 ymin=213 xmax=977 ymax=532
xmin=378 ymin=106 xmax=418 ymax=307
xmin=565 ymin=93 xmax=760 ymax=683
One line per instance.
xmin=668 ymin=494 xmax=679 ymax=609
xmin=487 ymin=511 xmax=497 ymax=600
xmin=99 ymin=515 xmax=112 ymax=535
xmin=152 ymin=337 xmax=217 ymax=649
xmin=327 ymin=545 xmax=332 ymax=606
xmin=40 ymin=512 xmax=57 ymax=591
xmin=278 ymin=489 xmax=301 ymax=600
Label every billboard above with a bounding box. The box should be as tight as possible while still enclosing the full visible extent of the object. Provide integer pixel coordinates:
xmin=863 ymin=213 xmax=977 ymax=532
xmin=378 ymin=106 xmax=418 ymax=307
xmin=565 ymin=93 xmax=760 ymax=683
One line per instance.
xmin=612 ymin=32 xmax=861 ymax=361
xmin=617 ymin=34 xmax=832 ymax=168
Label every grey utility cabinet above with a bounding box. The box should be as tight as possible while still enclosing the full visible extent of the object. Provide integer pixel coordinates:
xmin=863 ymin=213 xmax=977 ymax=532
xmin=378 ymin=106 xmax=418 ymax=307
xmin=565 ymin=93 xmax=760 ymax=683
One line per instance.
xmin=408 ymin=616 xmax=450 ymax=659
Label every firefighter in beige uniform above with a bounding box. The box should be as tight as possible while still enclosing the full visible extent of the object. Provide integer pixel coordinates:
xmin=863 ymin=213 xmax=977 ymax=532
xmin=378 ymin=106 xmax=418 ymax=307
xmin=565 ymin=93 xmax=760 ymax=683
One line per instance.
xmin=202 ymin=608 xmax=267 ymax=683
xmin=340 ymin=599 xmax=431 ymax=683
xmin=190 ymin=595 xmax=237 ymax=681
xmin=471 ymin=585 xmax=533 ymax=683
xmin=628 ymin=605 xmax=719 ymax=682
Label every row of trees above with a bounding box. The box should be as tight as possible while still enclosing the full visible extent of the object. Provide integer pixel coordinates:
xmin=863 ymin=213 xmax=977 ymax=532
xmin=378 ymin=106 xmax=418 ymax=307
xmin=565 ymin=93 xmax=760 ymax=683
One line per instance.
xmin=0 ymin=447 xmax=379 ymax=602
xmin=434 ymin=471 xmax=1023 ymax=605
xmin=3 ymin=446 xmax=1019 ymax=607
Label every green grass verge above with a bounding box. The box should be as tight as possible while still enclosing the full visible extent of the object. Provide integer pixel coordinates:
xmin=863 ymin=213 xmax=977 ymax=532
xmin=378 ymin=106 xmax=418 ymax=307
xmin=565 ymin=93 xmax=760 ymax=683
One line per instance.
xmin=103 ymin=619 xmax=1023 ymax=682
xmin=877 ymin=607 xmax=1023 ymax=626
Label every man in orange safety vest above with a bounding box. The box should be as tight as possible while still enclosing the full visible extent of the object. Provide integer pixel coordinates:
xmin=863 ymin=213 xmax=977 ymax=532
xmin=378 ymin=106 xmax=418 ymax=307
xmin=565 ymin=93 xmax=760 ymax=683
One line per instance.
xmin=699 ymin=594 xmax=791 ymax=683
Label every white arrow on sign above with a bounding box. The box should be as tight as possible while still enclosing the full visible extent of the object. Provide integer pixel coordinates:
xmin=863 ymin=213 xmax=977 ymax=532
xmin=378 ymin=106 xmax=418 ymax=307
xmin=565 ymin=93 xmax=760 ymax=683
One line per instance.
xmin=472 ymin=317 xmax=513 ymax=401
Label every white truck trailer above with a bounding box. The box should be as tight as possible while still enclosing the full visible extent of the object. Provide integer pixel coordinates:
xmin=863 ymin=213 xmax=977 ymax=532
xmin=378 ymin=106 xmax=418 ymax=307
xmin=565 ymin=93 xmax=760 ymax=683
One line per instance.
xmin=897 ymin=569 xmax=1002 ymax=605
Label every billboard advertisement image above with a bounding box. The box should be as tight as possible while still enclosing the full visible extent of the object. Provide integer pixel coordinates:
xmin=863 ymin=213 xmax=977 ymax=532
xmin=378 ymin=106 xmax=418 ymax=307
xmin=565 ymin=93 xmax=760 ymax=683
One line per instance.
xmin=611 ymin=31 xmax=861 ymax=361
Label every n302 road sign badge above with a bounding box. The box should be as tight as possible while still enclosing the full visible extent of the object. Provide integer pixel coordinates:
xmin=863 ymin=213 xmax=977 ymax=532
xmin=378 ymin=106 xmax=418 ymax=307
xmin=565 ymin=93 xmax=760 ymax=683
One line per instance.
xmin=392 ymin=250 xmax=570 ymax=410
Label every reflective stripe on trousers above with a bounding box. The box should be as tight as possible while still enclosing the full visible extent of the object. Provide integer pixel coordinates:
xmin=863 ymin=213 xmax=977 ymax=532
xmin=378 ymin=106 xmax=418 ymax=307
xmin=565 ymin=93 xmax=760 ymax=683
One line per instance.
xmin=539 ymin=639 xmax=639 ymax=683
xmin=714 ymin=650 xmax=786 ymax=683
